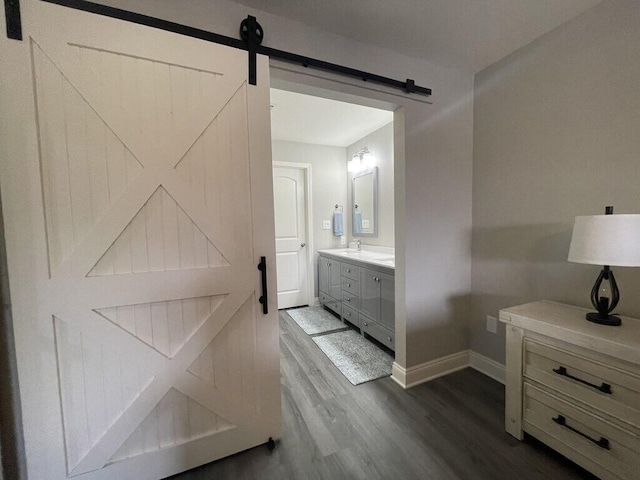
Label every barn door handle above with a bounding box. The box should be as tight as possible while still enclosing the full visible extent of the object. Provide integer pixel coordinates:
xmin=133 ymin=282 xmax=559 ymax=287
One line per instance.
xmin=257 ymin=256 xmax=268 ymax=315
xmin=553 ymin=366 xmax=612 ymax=394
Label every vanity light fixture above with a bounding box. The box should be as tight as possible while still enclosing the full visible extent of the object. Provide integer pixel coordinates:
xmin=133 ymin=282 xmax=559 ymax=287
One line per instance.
xmin=348 ymin=147 xmax=374 ymax=173
xmin=348 ymin=153 xmax=361 ymax=173
xmin=568 ymin=206 xmax=640 ymax=326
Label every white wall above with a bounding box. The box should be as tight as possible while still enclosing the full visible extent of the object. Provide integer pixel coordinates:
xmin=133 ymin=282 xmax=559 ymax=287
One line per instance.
xmin=65 ymin=0 xmax=475 ymax=370
xmin=347 ymin=122 xmax=394 ymax=248
xmin=272 ymin=140 xmax=347 ymax=298
xmin=471 ymin=0 xmax=640 ymax=364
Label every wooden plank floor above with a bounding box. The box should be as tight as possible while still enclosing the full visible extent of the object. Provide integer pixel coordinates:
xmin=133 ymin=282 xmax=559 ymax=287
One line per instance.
xmin=169 ymin=310 xmax=597 ymax=480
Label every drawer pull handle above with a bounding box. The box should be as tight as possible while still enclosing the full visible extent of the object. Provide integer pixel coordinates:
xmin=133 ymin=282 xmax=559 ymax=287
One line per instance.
xmin=553 ymin=366 xmax=612 ymax=394
xmin=552 ymin=415 xmax=610 ymax=450
xmin=363 ymin=322 xmax=368 ymax=326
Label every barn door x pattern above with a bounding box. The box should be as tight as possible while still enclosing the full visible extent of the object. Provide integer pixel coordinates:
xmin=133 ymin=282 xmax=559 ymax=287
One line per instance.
xmin=31 ymin=23 xmax=261 ymax=477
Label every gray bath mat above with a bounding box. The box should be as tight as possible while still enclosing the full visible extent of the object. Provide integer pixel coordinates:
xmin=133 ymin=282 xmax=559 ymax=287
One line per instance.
xmin=313 ymin=329 xmax=393 ymax=385
xmin=287 ymin=306 xmax=348 ymax=336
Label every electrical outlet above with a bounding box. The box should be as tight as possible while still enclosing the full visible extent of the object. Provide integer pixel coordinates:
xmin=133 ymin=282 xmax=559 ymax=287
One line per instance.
xmin=362 ymin=219 xmax=370 ymax=229
xmin=486 ymin=315 xmax=497 ymax=334
xmin=322 ymin=220 xmax=331 ymax=230
xmin=340 ymin=235 xmax=347 ymax=245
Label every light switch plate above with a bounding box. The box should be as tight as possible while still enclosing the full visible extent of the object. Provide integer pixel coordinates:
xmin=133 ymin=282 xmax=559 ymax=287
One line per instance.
xmin=362 ymin=219 xmax=370 ymax=229
xmin=322 ymin=220 xmax=331 ymax=230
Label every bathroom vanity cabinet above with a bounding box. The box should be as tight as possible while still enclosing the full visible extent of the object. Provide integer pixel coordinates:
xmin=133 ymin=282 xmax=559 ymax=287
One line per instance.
xmin=318 ymin=252 xmax=395 ymax=351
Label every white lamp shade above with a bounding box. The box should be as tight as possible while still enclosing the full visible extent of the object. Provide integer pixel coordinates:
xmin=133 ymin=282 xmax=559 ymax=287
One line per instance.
xmin=568 ymin=214 xmax=640 ymax=266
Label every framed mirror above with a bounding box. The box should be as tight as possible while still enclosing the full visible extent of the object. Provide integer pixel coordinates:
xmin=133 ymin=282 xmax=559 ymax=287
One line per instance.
xmin=352 ymin=166 xmax=377 ymax=237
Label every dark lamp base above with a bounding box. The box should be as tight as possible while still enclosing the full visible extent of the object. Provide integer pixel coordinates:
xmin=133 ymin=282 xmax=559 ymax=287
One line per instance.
xmin=586 ymin=312 xmax=622 ymax=326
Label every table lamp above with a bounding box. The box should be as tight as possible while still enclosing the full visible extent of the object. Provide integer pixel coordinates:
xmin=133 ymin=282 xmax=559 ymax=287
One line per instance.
xmin=568 ymin=206 xmax=640 ymax=326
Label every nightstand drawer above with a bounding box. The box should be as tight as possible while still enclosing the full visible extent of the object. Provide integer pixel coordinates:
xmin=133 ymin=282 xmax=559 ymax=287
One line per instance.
xmin=524 ymin=383 xmax=640 ymax=480
xmin=340 ymin=263 xmax=359 ymax=280
xmin=341 ymin=277 xmax=359 ymax=296
xmin=341 ymin=304 xmax=359 ymax=326
xmin=524 ymin=339 xmax=640 ymax=429
xmin=342 ymin=290 xmax=360 ymax=309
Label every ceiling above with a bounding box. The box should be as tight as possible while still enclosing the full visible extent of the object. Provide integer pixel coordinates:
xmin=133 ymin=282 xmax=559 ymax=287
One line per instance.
xmin=270 ymin=89 xmax=393 ymax=147
xmin=232 ymin=0 xmax=601 ymax=73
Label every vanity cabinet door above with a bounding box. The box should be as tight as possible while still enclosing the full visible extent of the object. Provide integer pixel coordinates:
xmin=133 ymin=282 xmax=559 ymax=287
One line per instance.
xmin=360 ymin=268 xmax=381 ymax=322
xmin=319 ymin=255 xmax=342 ymax=300
xmin=360 ymin=268 xmax=394 ymax=329
xmin=328 ymin=259 xmax=342 ymax=300
xmin=379 ymin=272 xmax=395 ymax=331
xmin=318 ymin=256 xmax=329 ymax=295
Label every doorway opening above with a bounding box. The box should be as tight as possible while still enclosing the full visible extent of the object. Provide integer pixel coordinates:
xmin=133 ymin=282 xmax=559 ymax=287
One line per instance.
xmin=270 ymin=88 xmax=394 ymax=311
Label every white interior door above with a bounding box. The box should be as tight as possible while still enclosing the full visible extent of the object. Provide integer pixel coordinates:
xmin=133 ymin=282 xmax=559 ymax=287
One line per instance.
xmin=273 ymin=165 xmax=309 ymax=309
xmin=0 ymin=2 xmax=280 ymax=479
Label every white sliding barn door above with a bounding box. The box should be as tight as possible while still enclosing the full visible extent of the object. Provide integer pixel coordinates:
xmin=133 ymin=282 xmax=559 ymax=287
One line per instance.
xmin=0 ymin=2 xmax=280 ymax=479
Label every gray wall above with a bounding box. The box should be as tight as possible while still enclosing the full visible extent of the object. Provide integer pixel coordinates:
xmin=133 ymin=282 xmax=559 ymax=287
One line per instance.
xmin=471 ymin=0 xmax=640 ymax=364
xmin=347 ymin=122 xmax=394 ymax=248
xmin=272 ymin=140 xmax=347 ymax=298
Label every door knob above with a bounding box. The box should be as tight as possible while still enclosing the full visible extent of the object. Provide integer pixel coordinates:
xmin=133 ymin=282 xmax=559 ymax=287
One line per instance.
xmin=301 ymin=243 xmax=306 ymax=247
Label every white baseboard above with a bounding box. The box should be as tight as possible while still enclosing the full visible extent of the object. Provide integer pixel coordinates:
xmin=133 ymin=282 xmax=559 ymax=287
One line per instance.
xmin=391 ymin=350 xmax=470 ymax=389
xmin=390 ymin=350 xmax=506 ymax=389
xmin=469 ymin=351 xmax=505 ymax=384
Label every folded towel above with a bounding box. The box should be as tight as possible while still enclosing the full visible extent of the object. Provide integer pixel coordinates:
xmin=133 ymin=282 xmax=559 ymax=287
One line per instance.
xmin=353 ymin=212 xmax=362 ymax=234
xmin=333 ymin=211 xmax=344 ymax=236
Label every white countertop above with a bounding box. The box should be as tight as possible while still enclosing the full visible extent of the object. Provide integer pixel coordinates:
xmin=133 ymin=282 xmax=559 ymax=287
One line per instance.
xmin=317 ymin=248 xmax=395 ymax=270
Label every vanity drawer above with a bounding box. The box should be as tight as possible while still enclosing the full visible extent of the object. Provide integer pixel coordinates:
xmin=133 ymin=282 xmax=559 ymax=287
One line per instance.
xmin=340 ymin=262 xmax=359 ymax=281
xmin=341 ymin=305 xmax=359 ymax=327
xmin=319 ymin=292 xmax=341 ymax=317
xmin=524 ymin=339 xmax=640 ymax=428
xmin=524 ymin=383 xmax=640 ymax=480
xmin=360 ymin=314 xmax=394 ymax=351
xmin=342 ymin=290 xmax=360 ymax=309
xmin=341 ymin=277 xmax=359 ymax=296
xmin=319 ymin=291 xmax=335 ymax=304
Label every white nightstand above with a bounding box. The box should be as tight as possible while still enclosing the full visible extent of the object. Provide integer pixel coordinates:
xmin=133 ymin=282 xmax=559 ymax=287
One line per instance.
xmin=499 ymin=301 xmax=640 ymax=480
